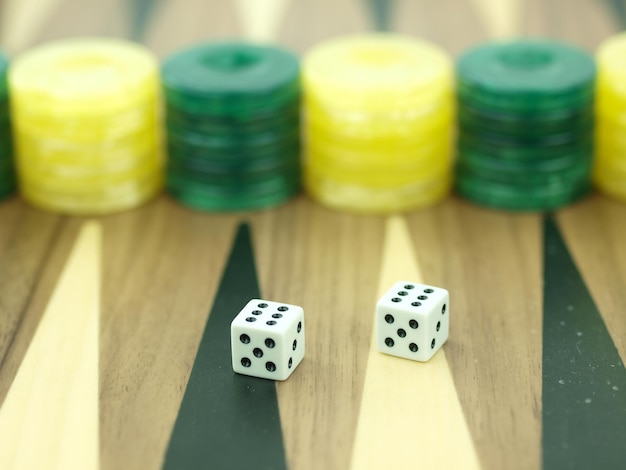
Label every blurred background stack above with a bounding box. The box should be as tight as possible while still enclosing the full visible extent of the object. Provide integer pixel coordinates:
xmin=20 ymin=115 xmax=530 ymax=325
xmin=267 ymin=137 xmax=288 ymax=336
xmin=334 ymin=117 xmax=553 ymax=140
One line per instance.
xmin=0 ymin=52 xmax=14 ymax=200
xmin=9 ymin=38 xmax=162 ymax=215
xmin=162 ymin=42 xmax=301 ymax=211
xmin=594 ymin=33 xmax=626 ymax=202
xmin=302 ymin=34 xmax=454 ymax=214
xmin=455 ymin=41 xmax=596 ymax=211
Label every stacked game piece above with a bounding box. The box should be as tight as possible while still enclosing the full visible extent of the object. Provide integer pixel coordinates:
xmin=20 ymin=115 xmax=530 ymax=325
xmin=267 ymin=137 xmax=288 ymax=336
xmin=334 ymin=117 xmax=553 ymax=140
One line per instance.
xmin=9 ymin=38 xmax=162 ymax=215
xmin=594 ymin=33 xmax=626 ymax=201
xmin=455 ymin=41 xmax=596 ymax=211
xmin=162 ymin=43 xmax=301 ymax=211
xmin=0 ymin=52 xmax=14 ymax=200
xmin=302 ymin=34 xmax=454 ymax=214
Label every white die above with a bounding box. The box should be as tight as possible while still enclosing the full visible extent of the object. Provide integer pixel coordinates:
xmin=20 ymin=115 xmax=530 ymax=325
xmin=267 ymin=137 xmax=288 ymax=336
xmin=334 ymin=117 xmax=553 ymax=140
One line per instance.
xmin=231 ymin=299 xmax=305 ymax=380
xmin=376 ymin=281 xmax=449 ymax=362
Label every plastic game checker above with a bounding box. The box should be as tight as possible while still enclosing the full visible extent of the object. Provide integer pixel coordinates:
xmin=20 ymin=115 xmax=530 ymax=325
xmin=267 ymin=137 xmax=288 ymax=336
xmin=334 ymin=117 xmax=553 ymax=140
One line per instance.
xmin=457 ymin=132 xmax=592 ymax=163
xmin=11 ymin=102 xmax=158 ymax=134
xmin=596 ymin=33 xmax=626 ymax=91
xmin=161 ymin=43 xmax=300 ymax=117
xmin=167 ymin=156 xmax=300 ymax=187
xmin=166 ymin=134 xmax=299 ymax=166
xmin=167 ymin=140 xmax=299 ymax=175
xmin=21 ymin=169 xmax=162 ymax=215
xmin=305 ymin=167 xmax=451 ymax=214
xmin=306 ymin=121 xmax=452 ymax=162
xmin=457 ymin=139 xmax=593 ymax=175
xmin=19 ymin=151 xmax=162 ymax=192
xmin=166 ymin=119 xmax=299 ymax=153
xmin=458 ymin=124 xmax=591 ymax=153
xmin=302 ymin=33 xmax=453 ymax=110
xmin=306 ymin=141 xmax=451 ymax=187
xmin=593 ymin=162 xmax=626 ymax=202
xmin=456 ymin=152 xmax=593 ymax=187
xmin=595 ymin=132 xmax=626 ymax=166
xmin=455 ymin=171 xmax=591 ymax=211
xmin=0 ymin=52 xmax=8 ymax=99
xmin=304 ymin=79 xmax=452 ymax=115
xmin=457 ymin=40 xmax=596 ymax=113
xmin=0 ymin=154 xmax=15 ymax=188
xmin=166 ymin=161 xmax=300 ymax=193
xmin=166 ymin=171 xmax=301 ymax=212
xmin=166 ymin=101 xmax=300 ymax=138
xmin=0 ymin=177 xmax=15 ymax=200
xmin=458 ymin=103 xmax=594 ymax=138
xmin=307 ymin=130 xmax=452 ymax=167
xmin=9 ymin=38 xmax=158 ymax=114
xmin=593 ymin=149 xmax=626 ymax=179
xmin=14 ymin=127 xmax=160 ymax=167
xmin=596 ymin=93 xmax=626 ymax=126
xmin=306 ymin=98 xmax=454 ymax=142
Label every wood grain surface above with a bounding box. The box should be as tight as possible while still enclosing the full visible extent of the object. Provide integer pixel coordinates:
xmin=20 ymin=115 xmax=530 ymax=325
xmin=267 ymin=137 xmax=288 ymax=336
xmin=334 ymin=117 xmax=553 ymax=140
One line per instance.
xmin=0 ymin=1 xmax=625 ymax=469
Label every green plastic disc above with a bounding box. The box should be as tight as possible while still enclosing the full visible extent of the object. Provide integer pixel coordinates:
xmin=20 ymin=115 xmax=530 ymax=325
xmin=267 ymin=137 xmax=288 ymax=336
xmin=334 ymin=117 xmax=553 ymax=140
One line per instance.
xmin=166 ymin=101 xmax=299 ymax=137
xmin=0 ymin=52 xmax=8 ymax=99
xmin=162 ymin=42 xmax=300 ymax=117
xmin=0 ymin=138 xmax=12 ymax=158
xmin=458 ymin=129 xmax=591 ymax=160
xmin=458 ymin=102 xmax=594 ymax=138
xmin=456 ymin=151 xmax=592 ymax=186
xmin=457 ymin=40 xmax=596 ymax=113
xmin=166 ymin=170 xmax=300 ymax=211
xmin=455 ymin=171 xmax=590 ymax=211
xmin=168 ymin=140 xmax=299 ymax=173
xmin=0 ymin=180 xmax=15 ymax=199
xmin=0 ymin=99 xmax=9 ymax=118
xmin=457 ymin=137 xmax=592 ymax=171
xmin=167 ymin=126 xmax=300 ymax=161
xmin=166 ymin=116 xmax=299 ymax=151
xmin=167 ymin=157 xmax=300 ymax=186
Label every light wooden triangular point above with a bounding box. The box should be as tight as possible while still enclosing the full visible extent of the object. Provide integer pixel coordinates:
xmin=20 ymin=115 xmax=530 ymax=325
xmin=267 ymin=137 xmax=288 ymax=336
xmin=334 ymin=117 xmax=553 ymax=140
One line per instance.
xmin=0 ymin=221 xmax=101 ymax=470
xmin=234 ymin=0 xmax=291 ymax=42
xmin=470 ymin=0 xmax=522 ymax=39
xmin=350 ymin=216 xmax=481 ymax=470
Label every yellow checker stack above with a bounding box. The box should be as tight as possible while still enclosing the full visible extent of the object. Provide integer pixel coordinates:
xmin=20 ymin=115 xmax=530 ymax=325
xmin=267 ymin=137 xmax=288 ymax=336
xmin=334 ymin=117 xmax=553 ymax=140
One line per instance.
xmin=594 ymin=33 xmax=626 ymax=202
xmin=9 ymin=38 xmax=162 ymax=214
xmin=302 ymin=33 xmax=454 ymax=213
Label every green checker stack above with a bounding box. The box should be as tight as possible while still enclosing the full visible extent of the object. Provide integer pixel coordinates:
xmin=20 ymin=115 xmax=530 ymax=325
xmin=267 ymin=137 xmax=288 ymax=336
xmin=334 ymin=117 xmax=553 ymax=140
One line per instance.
xmin=162 ymin=42 xmax=301 ymax=211
xmin=0 ymin=52 xmax=14 ymax=200
xmin=455 ymin=40 xmax=596 ymax=211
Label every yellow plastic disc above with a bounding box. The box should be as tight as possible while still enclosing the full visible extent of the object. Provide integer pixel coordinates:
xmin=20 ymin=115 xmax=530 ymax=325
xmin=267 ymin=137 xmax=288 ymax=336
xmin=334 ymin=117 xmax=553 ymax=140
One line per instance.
xmin=19 ymin=153 xmax=162 ymax=192
xmin=305 ymin=167 xmax=451 ymax=214
xmin=14 ymin=129 xmax=161 ymax=167
xmin=597 ymin=33 xmax=626 ymax=81
xmin=10 ymin=38 xmax=162 ymax=215
xmin=593 ymin=160 xmax=626 ymax=202
xmin=21 ymin=170 xmax=162 ymax=215
xmin=14 ymin=101 xmax=160 ymax=143
xmin=306 ymin=98 xmax=454 ymax=141
xmin=9 ymin=38 xmax=159 ymax=114
xmin=307 ymin=136 xmax=451 ymax=180
xmin=303 ymin=34 xmax=453 ymax=111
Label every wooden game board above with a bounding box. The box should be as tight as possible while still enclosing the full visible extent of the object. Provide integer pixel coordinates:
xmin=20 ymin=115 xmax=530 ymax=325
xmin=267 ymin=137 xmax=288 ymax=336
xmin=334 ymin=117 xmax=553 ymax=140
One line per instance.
xmin=0 ymin=1 xmax=625 ymax=469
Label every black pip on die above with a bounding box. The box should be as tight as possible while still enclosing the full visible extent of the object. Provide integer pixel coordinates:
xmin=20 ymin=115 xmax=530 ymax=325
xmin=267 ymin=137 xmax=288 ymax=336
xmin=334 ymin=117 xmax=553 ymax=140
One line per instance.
xmin=376 ymin=281 xmax=449 ymax=362
xmin=231 ymin=299 xmax=305 ymax=380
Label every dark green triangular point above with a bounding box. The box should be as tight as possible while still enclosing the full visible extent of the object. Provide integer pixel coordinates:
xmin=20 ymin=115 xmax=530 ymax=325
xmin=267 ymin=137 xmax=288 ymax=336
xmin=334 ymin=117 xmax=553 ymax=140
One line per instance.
xmin=129 ymin=0 xmax=162 ymax=41
xmin=542 ymin=216 xmax=626 ymax=469
xmin=163 ymin=223 xmax=287 ymax=470
xmin=364 ymin=0 xmax=395 ymax=31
